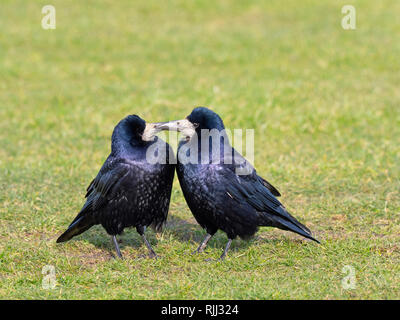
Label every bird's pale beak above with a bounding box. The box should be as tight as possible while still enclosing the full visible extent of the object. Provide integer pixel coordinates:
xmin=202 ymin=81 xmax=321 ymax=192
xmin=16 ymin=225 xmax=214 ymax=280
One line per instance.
xmin=142 ymin=123 xmax=162 ymax=141
xmin=154 ymin=119 xmax=197 ymax=138
xmin=153 ymin=120 xmax=186 ymax=132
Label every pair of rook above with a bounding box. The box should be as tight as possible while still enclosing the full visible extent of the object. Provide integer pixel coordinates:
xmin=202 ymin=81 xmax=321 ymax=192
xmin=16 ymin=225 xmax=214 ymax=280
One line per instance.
xmin=57 ymin=107 xmax=319 ymax=260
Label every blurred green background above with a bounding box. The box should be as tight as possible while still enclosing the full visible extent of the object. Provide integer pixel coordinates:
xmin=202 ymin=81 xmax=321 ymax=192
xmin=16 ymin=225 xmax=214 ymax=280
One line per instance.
xmin=0 ymin=0 xmax=399 ymax=299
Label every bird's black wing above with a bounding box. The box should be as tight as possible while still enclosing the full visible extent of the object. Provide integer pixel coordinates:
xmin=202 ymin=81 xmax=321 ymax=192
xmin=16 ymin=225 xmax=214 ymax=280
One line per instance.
xmin=259 ymin=176 xmax=281 ymax=197
xmin=231 ymin=148 xmax=281 ymax=197
xmin=225 ymin=163 xmax=310 ymax=235
xmin=69 ymin=157 xmax=133 ymax=226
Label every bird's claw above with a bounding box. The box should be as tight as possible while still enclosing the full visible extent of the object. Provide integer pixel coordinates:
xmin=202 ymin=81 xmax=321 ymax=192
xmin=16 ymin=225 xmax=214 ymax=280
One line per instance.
xmin=148 ymin=252 xmax=158 ymax=259
xmin=204 ymin=257 xmax=225 ymax=262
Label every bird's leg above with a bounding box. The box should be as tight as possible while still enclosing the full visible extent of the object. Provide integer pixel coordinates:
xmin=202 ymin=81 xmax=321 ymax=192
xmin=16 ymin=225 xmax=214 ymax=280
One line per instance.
xmin=192 ymin=233 xmax=212 ymax=254
xmin=138 ymin=226 xmax=157 ymax=259
xmin=218 ymin=239 xmax=233 ymax=261
xmin=112 ymin=235 xmax=123 ymax=259
xmin=142 ymin=234 xmax=157 ymax=258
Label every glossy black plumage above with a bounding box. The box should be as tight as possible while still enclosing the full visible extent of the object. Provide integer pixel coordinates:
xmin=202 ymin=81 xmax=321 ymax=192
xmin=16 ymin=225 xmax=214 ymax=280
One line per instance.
xmin=57 ymin=115 xmax=175 ymax=258
xmin=172 ymin=107 xmax=319 ymax=259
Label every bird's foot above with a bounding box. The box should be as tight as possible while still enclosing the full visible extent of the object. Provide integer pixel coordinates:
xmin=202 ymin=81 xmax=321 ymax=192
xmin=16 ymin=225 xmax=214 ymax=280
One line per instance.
xmin=148 ymin=250 xmax=158 ymax=259
xmin=137 ymin=252 xmax=158 ymax=259
xmin=204 ymin=257 xmax=225 ymax=262
xmin=113 ymin=253 xmax=124 ymax=260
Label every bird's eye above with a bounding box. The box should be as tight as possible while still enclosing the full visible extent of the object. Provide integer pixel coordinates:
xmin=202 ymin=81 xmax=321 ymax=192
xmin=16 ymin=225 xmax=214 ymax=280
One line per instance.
xmin=193 ymin=123 xmax=199 ymax=128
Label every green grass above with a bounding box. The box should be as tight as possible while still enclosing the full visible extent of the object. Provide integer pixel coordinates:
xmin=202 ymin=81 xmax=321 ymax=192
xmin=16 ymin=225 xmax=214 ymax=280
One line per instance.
xmin=1 ymin=0 xmax=399 ymax=299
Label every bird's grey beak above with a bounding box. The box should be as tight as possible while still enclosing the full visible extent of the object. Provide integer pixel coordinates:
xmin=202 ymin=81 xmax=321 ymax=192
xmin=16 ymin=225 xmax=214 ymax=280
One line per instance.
xmin=142 ymin=123 xmax=163 ymax=141
xmin=153 ymin=119 xmax=187 ymax=132
xmin=154 ymin=119 xmax=198 ymax=139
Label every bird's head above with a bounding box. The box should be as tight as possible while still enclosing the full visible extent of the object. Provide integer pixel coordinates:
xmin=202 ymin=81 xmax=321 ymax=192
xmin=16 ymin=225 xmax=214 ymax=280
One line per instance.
xmin=187 ymin=107 xmax=225 ymax=131
xmin=153 ymin=107 xmax=225 ymax=140
xmin=114 ymin=114 xmax=162 ymax=144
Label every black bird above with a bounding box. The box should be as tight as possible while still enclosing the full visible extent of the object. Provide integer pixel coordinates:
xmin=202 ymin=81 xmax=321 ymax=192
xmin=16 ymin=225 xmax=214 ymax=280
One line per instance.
xmin=155 ymin=107 xmax=319 ymax=260
xmin=57 ymin=115 xmax=175 ymax=259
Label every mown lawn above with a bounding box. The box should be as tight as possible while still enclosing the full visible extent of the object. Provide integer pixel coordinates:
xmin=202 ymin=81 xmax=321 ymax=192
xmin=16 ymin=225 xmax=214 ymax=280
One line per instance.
xmin=0 ymin=0 xmax=399 ymax=299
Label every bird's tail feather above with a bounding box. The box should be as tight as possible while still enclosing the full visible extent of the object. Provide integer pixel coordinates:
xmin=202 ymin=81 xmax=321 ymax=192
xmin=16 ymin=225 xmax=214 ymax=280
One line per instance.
xmin=56 ymin=215 xmax=94 ymax=243
xmin=261 ymin=213 xmax=320 ymax=243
